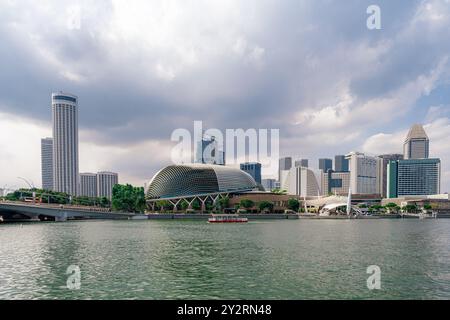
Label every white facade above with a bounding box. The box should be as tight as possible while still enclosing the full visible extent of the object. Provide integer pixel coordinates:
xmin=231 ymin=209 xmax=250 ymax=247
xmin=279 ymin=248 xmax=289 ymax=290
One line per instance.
xmin=321 ymin=171 xmax=351 ymax=195
xmin=346 ymin=152 xmax=379 ymax=195
xmin=97 ymin=172 xmax=119 ymax=200
xmin=80 ymin=173 xmax=98 ymax=198
xmin=285 ymin=166 xmax=321 ymax=197
xmin=41 ymin=137 xmax=53 ymax=191
xmin=52 ymin=92 xmax=79 ymax=196
xmin=279 ymin=169 xmax=290 ymax=191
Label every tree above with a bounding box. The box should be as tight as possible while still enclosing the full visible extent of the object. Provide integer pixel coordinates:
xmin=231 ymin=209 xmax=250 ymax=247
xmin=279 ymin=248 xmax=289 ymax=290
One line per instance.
xmin=5 ymin=188 xmax=70 ymax=204
xmin=217 ymin=196 xmax=229 ymax=210
xmin=384 ymin=202 xmax=400 ymax=214
xmin=99 ymin=197 xmax=111 ymax=208
xmin=240 ymin=199 xmax=255 ymax=209
xmin=156 ymin=200 xmax=172 ymax=211
xmin=287 ymin=198 xmax=300 ymax=212
xmin=258 ymin=201 xmax=274 ymax=213
xmin=423 ymin=204 xmax=432 ymax=211
xmin=403 ymin=204 xmax=418 ymax=213
xmin=112 ymin=184 xmax=146 ymax=213
xmin=370 ymin=205 xmax=384 ymax=213
xmin=192 ymin=199 xmax=201 ymax=211
xmin=272 ymin=189 xmax=287 ymax=195
xmin=180 ymin=200 xmax=189 ymax=211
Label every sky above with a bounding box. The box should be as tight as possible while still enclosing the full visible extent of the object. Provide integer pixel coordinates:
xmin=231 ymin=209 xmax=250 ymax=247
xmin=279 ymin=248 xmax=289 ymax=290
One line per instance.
xmin=0 ymin=0 xmax=449 ymax=192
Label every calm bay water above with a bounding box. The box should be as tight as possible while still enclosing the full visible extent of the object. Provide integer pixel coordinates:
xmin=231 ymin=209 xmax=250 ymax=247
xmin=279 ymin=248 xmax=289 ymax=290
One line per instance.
xmin=0 ymin=219 xmax=449 ymax=299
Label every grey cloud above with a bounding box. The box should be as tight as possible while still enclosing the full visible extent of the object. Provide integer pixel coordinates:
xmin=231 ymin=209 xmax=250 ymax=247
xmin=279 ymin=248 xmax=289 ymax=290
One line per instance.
xmin=1 ymin=0 xmax=449 ymax=186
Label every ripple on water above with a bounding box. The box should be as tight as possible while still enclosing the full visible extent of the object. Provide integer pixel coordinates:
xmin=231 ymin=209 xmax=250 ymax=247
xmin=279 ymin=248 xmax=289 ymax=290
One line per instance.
xmin=0 ymin=219 xmax=449 ymax=299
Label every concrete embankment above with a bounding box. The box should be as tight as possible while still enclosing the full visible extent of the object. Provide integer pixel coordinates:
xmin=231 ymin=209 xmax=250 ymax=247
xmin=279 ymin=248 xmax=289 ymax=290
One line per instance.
xmin=143 ymin=213 xmax=299 ymax=220
xmin=135 ymin=213 xmax=450 ymax=220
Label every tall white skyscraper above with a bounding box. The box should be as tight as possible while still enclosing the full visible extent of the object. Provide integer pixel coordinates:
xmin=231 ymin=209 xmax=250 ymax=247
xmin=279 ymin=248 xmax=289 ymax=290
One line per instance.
xmin=346 ymin=152 xmax=379 ymax=194
xmin=97 ymin=172 xmax=119 ymax=200
xmin=41 ymin=137 xmax=53 ymax=191
xmin=52 ymin=92 xmax=79 ymax=196
xmin=80 ymin=173 xmax=98 ymax=198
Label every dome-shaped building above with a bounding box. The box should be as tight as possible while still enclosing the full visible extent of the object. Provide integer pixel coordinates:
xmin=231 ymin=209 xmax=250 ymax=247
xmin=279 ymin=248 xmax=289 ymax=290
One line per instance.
xmin=146 ymin=164 xmax=257 ymax=200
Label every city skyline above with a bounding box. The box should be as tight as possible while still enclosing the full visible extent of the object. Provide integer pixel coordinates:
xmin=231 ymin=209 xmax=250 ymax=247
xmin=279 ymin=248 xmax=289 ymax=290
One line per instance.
xmin=0 ymin=1 xmax=450 ymax=192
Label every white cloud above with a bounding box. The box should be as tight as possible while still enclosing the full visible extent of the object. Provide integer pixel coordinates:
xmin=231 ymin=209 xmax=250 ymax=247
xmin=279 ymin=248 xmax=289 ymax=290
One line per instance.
xmin=0 ymin=111 xmax=173 ymax=189
xmin=0 ymin=112 xmax=50 ymax=189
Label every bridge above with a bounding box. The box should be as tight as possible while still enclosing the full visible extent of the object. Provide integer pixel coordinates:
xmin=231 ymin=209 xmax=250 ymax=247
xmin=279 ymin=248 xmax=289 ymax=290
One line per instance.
xmin=0 ymin=201 xmax=134 ymax=222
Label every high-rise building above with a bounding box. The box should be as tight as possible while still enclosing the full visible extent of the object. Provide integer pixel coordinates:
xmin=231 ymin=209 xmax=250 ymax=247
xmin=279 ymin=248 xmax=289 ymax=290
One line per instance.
xmin=195 ymin=136 xmax=225 ymax=165
xmin=387 ymin=159 xmax=441 ymax=198
xmin=278 ymin=157 xmax=292 ymax=186
xmin=346 ymin=152 xmax=379 ymax=194
xmin=261 ymin=178 xmax=277 ymax=191
xmin=334 ymin=155 xmax=349 ymax=172
xmin=321 ymin=171 xmax=351 ymax=196
xmin=41 ymin=137 xmax=54 ymax=191
xmin=295 ymin=159 xmax=308 ymax=168
xmin=52 ymin=92 xmax=79 ymax=196
xmin=97 ymin=172 xmax=119 ymax=200
xmin=318 ymin=158 xmax=333 ymax=173
xmin=79 ymin=173 xmax=98 ymax=198
xmin=377 ymin=154 xmax=403 ymax=198
xmin=285 ymin=166 xmax=321 ymax=197
xmin=240 ymin=162 xmax=262 ymax=184
xmin=403 ymin=124 xmax=429 ymax=159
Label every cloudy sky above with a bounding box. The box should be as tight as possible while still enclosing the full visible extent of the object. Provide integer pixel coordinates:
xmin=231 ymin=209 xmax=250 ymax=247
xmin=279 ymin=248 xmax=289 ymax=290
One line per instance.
xmin=0 ymin=0 xmax=449 ymax=192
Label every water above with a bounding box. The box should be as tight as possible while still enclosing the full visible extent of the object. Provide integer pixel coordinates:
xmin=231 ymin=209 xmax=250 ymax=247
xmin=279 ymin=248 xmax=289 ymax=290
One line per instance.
xmin=0 ymin=219 xmax=449 ymax=299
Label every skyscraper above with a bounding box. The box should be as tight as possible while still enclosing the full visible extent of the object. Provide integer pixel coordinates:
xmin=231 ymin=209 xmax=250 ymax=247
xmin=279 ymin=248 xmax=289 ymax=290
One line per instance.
xmin=285 ymin=166 xmax=321 ymax=197
xmin=41 ymin=137 xmax=53 ymax=191
xmin=80 ymin=173 xmax=98 ymax=198
xmin=322 ymin=171 xmax=351 ymax=196
xmin=52 ymin=92 xmax=79 ymax=196
xmin=334 ymin=155 xmax=349 ymax=172
xmin=346 ymin=152 xmax=379 ymax=194
xmin=97 ymin=172 xmax=119 ymax=200
xmin=195 ymin=136 xmax=225 ymax=165
xmin=387 ymin=159 xmax=441 ymax=198
xmin=318 ymin=158 xmax=333 ymax=173
xmin=403 ymin=124 xmax=429 ymax=159
xmin=278 ymin=157 xmax=292 ymax=184
xmin=377 ymin=154 xmax=403 ymax=198
xmin=295 ymin=159 xmax=308 ymax=168
xmin=261 ymin=178 xmax=277 ymax=191
xmin=240 ymin=162 xmax=262 ymax=184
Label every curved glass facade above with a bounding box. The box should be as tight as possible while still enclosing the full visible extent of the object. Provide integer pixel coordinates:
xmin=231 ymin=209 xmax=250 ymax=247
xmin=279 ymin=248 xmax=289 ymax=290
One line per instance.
xmin=146 ymin=164 xmax=257 ymax=199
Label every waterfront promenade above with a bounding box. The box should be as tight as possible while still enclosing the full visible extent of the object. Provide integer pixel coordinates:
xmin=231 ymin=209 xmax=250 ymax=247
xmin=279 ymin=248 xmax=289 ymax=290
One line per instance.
xmin=2 ymin=200 xmax=450 ymax=223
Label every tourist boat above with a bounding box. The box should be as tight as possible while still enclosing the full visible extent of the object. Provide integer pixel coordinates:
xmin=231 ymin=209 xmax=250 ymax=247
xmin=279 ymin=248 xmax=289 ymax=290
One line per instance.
xmin=208 ymin=214 xmax=248 ymax=223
